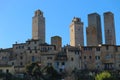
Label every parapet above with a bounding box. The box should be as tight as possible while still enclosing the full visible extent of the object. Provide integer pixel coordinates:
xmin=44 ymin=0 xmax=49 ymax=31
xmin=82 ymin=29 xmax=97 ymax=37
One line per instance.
xmin=72 ymin=17 xmax=81 ymax=22
xmin=34 ymin=9 xmax=43 ymax=17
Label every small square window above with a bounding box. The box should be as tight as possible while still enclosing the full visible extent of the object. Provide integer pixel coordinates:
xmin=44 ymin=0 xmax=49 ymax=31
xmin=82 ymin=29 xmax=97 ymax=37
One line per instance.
xmin=106 ymin=46 xmax=109 ymax=50
xmin=96 ymin=47 xmax=100 ymax=51
xmin=62 ymin=62 xmax=65 ymax=65
xmin=71 ymin=57 xmax=74 ymax=61
xmin=20 ymin=62 xmax=23 ymax=66
xmin=89 ymin=56 xmax=92 ymax=59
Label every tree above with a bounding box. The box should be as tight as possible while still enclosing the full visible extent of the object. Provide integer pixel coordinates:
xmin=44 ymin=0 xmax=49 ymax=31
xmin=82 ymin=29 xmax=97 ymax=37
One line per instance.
xmin=26 ymin=63 xmax=61 ymax=80
xmin=43 ymin=66 xmax=61 ymax=80
xmin=95 ymin=71 xmax=113 ymax=80
xmin=25 ymin=62 xmax=44 ymax=80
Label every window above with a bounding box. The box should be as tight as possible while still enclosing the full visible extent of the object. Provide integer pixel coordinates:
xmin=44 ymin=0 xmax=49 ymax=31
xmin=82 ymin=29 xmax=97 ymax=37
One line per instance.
xmin=34 ymin=46 xmax=37 ymax=50
xmin=20 ymin=56 xmax=23 ymax=60
xmin=84 ymin=56 xmax=86 ymax=59
xmin=95 ymin=56 xmax=97 ymax=60
xmin=79 ymin=56 xmax=81 ymax=59
xmin=0 ymin=70 xmax=2 ymax=73
xmin=30 ymin=50 xmax=32 ymax=53
xmin=98 ymin=56 xmax=100 ymax=60
xmin=84 ymin=47 xmax=87 ymax=51
xmin=20 ymin=62 xmax=23 ymax=66
xmin=97 ymin=65 xmax=100 ymax=68
xmin=47 ymin=63 xmax=52 ymax=66
xmin=57 ymin=62 xmax=59 ymax=66
xmin=6 ymin=69 xmax=9 ymax=73
xmin=105 ymin=54 xmax=111 ymax=60
xmin=88 ymin=48 xmax=92 ymax=51
xmin=71 ymin=57 xmax=74 ymax=61
xmin=84 ymin=47 xmax=92 ymax=51
xmin=106 ymin=46 xmax=109 ymax=50
xmin=28 ymin=47 xmax=30 ymax=50
xmin=47 ymin=57 xmax=52 ymax=60
xmin=89 ymin=56 xmax=92 ymax=59
xmin=95 ymin=56 xmax=100 ymax=60
xmin=62 ymin=62 xmax=65 ymax=65
xmin=16 ymin=47 xmax=18 ymax=49
xmin=28 ymin=41 xmax=30 ymax=44
xmin=12 ymin=62 xmax=14 ymax=65
xmin=75 ymin=51 xmax=79 ymax=55
xmin=35 ymin=50 xmax=37 ymax=53
xmin=22 ymin=46 xmax=24 ymax=49
xmin=2 ymin=57 xmax=7 ymax=60
xmin=34 ymin=41 xmax=37 ymax=44
xmin=116 ymin=47 xmax=118 ymax=52
xmin=19 ymin=46 xmax=21 ymax=49
xmin=32 ymin=56 xmax=35 ymax=62
xmin=96 ymin=47 xmax=100 ymax=51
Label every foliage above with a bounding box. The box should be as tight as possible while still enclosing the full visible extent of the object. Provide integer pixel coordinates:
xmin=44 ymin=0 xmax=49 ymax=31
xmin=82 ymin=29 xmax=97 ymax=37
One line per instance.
xmin=0 ymin=72 xmax=6 ymax=78
xmin=44 ymin=66 xmax=61 ymax=80
xmin=0 ymin=72 xmax=25 ymax=80
xmin=72 ymin=69 xmax=94 ymax=80
xmin=25 ymin=62 xmax=61 ymax=80
xmin=95 ymin=71 xmax=113 ymax=80
xmin=25 ymin=62 xmax=44 ymax=80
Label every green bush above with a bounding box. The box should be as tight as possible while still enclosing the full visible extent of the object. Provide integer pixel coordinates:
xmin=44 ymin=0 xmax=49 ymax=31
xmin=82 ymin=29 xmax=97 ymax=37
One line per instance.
xmin=95 ymin=71 xmax=112 ymax=80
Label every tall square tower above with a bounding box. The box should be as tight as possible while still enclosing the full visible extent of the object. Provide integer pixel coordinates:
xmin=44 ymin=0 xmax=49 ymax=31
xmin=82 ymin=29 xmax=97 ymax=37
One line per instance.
xmin=32 ymin=10 xmax=45 ymax=43
xmin=86 ymin=13 xmax=102 ymax=46
xmin=70 ymin=17 xmax=84 ymax=46
xmin=104 ymin=12 xmax=116 ymax=45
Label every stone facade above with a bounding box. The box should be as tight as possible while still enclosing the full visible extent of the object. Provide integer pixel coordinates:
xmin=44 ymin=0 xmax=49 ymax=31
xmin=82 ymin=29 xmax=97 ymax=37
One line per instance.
xmin=87 ymin=13 xmax=102 ymax=46
xmin=104 ymin=12 xmax=116 ymax=45
xmin=51 ymin=36 xmax=62 ymax=51
xmin=70 ymin=17 xmax=84 ymax=46
xmin=86 ymin=26 xmax=98 ymax=46
xmin=32 ymin=10 xmax=45 ymax=43
xmin=0 ymin=65 xmax=15 ymax=74
xmin=0 ymin=10 xmax=120 ymax=75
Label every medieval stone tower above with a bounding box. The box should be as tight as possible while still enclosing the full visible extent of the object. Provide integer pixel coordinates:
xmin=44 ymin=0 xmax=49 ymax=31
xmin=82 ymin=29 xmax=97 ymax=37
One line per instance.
xmin=32 ymin=10 xmax=45 ymax=43
xmin=86 ymin=13 xmax=102 ymax=46
xmin=70 ymin=17 xmax=84 ymax=46
xmin=104 ymin=12 xmax=116 ymax=45
xmin=51 ymin=36 xmax=62 ymax=51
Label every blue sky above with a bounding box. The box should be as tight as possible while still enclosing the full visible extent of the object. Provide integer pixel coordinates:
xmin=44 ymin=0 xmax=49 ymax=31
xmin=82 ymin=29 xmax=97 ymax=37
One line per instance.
xmin=0 ymin=0 xmax=120 ymax=48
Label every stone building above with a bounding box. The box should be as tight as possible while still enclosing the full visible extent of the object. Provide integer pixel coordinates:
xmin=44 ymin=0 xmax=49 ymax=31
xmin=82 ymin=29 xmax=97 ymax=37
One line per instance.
xmin=51 ymin=36 xmax=62 ymax=51
xmin=104 ymin=12 xmax=116 ymax=45
xmin=11 ymin=39 xmax=57 ymax=73
xmin=0 ymin=48 xmax=12 ymax=65
xmin=54 ymin=45 xmax=81 ymax=73
xmin=0 ymin=65 xmax=15 ymax=74
xmin=80 ymin=45 xmax=120 ymax=70
xmin=70 ymin=17 xmax=84 ymax=46
xmin=0 ymin=9 xmax=120 ymax=75
xmin=32 ymin=10 xmax=45 ymax=43
xmin=81 ymin=46 xmax=96 ymax=70
xmin=115 ymin=46 xmax=120 ymax=70
xmin=86 ymin=13 xmax=102 ymax=46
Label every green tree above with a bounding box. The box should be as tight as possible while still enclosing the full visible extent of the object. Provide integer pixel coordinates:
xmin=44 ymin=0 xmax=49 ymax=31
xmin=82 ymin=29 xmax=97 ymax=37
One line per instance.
xmin=43 ymin=66 xmax=61 ymax=80
xmin=95 ymin=71 xmax=113 ymax=80
xmin=25 ymin=62 xmax=44 ymax=80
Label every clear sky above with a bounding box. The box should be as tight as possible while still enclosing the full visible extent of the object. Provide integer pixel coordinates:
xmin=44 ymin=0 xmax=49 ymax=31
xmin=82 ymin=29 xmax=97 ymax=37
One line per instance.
xmin=0 ymin=0 xmax=120 ymax=48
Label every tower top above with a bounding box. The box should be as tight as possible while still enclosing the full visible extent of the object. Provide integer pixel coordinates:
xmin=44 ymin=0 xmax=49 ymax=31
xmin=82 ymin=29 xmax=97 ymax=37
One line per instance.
xmin=88 ymin=13 xmax=99 ymax=16
xmin=72 ymin=17 xmax=81 ymax=22
xmin=34 ymin=9 xmax=43 ymax=17
xmin=104 ymin=11 xmax=113 ymax=15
